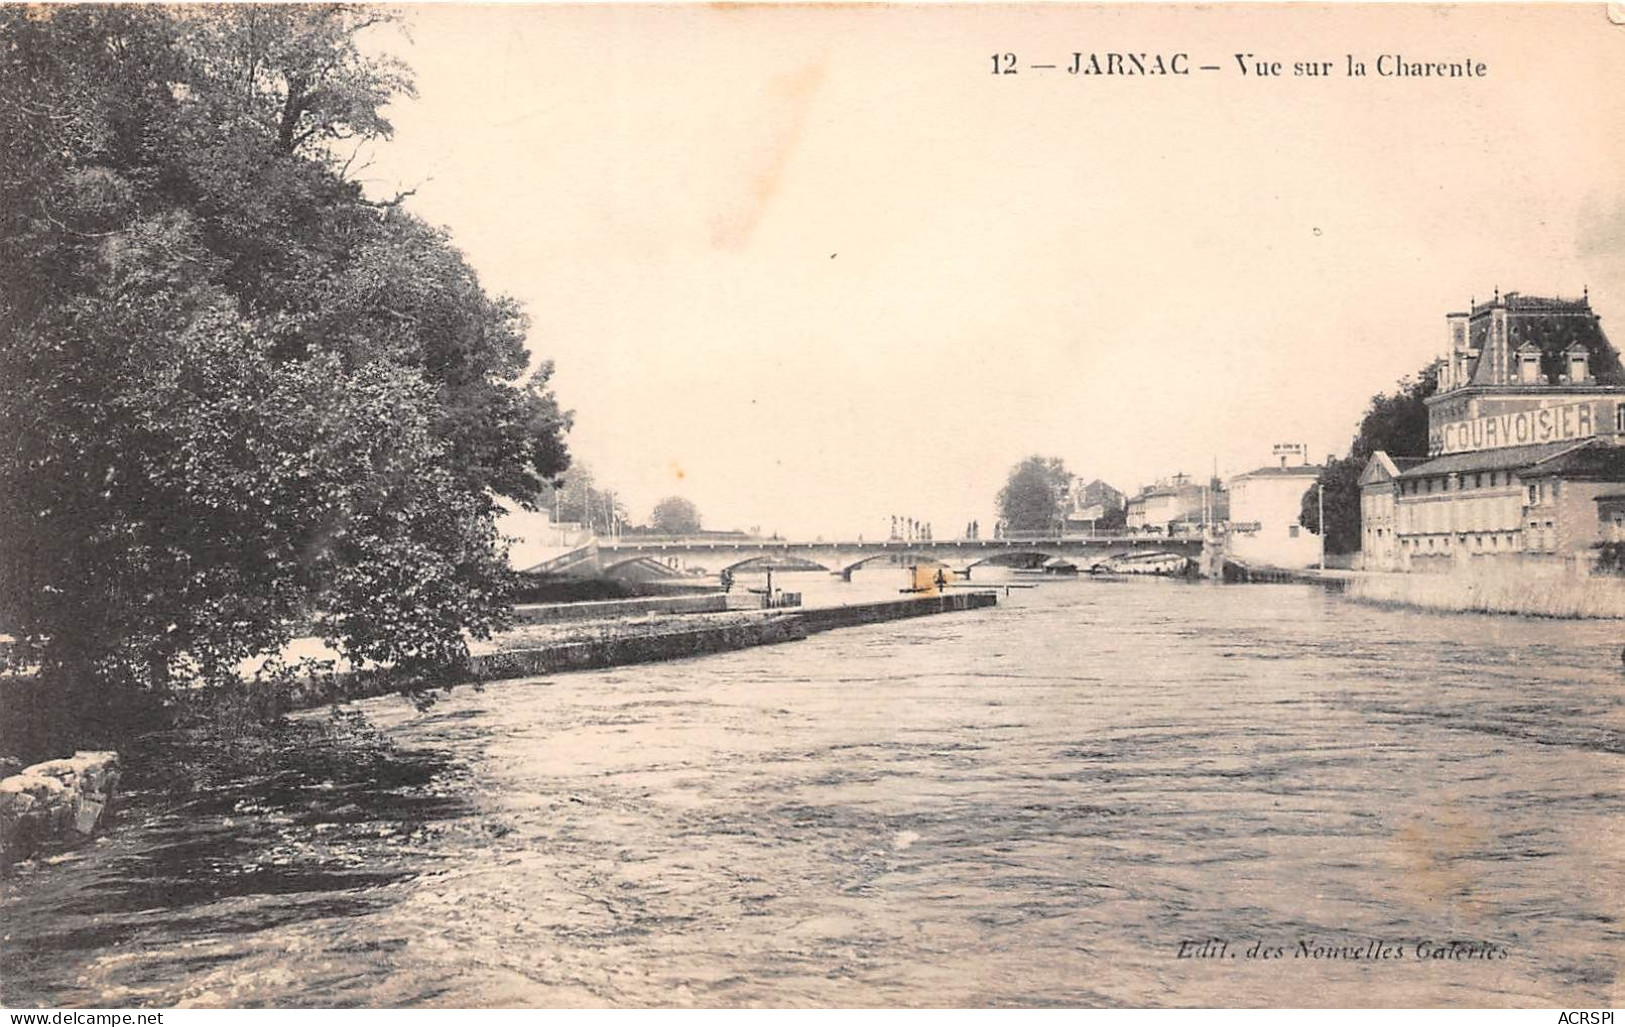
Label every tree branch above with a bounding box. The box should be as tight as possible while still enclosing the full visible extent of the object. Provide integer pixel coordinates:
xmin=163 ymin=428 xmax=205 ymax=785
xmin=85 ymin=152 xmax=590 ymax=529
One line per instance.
xmin=362 ymin=186 xmax=418 ymax=209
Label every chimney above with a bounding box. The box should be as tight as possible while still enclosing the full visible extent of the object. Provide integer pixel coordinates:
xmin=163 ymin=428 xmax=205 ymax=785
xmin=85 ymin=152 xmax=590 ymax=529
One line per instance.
xmin=1491 ymin=303 xmax=1511 ymax=383
xmin=1445 ymin=310 xmax=1469 ymax=390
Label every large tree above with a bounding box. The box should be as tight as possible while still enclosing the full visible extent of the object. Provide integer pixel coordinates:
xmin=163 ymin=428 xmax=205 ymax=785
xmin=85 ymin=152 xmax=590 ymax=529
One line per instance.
xmin=0 ymin=6 xmax=570 ymax=720
xmin=997 ymin=456 xmax=1070 ymax=534
xmin=648 ymin=496 xmax=701 ymax=535
xmin=1300 ymin=361 xmax=1438 ymax=553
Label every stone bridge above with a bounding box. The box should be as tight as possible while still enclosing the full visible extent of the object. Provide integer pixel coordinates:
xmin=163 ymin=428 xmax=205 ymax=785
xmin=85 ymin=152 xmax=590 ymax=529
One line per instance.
xmin=546 ymin=534 xmax=1210 ymax=580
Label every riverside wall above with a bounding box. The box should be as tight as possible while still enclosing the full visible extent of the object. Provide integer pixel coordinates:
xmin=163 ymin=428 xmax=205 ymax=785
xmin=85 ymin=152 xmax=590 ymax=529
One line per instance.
xmin=511 ymin=593 xmax=730 ymax=624
xmin=792 ymin=591 xmax=999 ymax=633
xmin=275 ymin=615 xmax=810 ymax=711
xmin=277 ymin=593 xmax=999 ymax=710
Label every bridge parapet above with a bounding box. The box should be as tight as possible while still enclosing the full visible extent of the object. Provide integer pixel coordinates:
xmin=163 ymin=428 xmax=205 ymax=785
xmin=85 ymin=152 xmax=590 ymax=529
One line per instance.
xmin=597 ymin=532 xmax=1186 ymax=553
xmin=587 ymin=534 xmax=1208 ymax=579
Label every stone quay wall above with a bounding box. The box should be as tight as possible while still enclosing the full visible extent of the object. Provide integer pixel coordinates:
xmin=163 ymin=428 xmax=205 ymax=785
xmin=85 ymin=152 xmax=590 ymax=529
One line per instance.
xmin=792 ymin=591 xmax=999 ymax=634
xmin=284 ymin=593 xmax=999 ymax=711
xmin=511 ymin=593 xmax=729 ymax=624
xmin=276 ymin=614 xmax=812 ymax=711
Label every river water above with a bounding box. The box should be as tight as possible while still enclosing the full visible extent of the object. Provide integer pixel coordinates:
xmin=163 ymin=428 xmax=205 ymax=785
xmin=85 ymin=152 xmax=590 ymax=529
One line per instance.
xmin=3 ymin=574 xmax=1623 ymax=1007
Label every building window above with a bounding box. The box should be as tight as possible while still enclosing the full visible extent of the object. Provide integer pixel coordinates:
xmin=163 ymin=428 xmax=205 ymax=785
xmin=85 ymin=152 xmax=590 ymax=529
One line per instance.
xmin=1529 ymin=484 xmax=1540 ymax=506
xmin=1520 ymin=349 xmax=1542 ymax=384
xmin=1289 ymin=525 xmax=1299 ymax=538
xmin=1617 ymin=403 xmax=1625 ymax=433
xmin=1474 ymin=473 xmax=1483 ymax=489
xmin=1566 ymin=351 xmax=1592 ymax=386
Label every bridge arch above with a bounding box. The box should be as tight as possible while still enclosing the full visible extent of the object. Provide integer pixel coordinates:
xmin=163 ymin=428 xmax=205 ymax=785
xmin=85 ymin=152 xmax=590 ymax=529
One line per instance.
xmin=601 ymin=554 xmax=695 ymax=580
xmin=962 ymin=549 xmax=1062 ymax=571
xmin=717 ymin=554 xmax=834 ymax=575
xmin=836 ymin=551 xmax=952 ymax=581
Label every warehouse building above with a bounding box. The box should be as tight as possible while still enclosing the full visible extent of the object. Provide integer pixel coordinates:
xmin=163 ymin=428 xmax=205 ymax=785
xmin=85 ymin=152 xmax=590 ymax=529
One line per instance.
xmin=1361 ymin=290 xmax=1625 ymax=571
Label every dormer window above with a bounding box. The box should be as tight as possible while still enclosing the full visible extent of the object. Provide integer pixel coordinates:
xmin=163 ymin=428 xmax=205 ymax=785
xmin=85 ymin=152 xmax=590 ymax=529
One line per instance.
xmin=1518 ymin=342 xmax=1543 ymax=385
xmin=1567 ymin=343 xmax=1590 ymax=384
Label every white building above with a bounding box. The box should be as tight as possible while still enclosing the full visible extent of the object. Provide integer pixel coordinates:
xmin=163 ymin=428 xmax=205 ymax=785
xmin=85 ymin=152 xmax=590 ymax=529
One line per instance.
xmin=1226 ymin=450 xmax=1324 ymax=569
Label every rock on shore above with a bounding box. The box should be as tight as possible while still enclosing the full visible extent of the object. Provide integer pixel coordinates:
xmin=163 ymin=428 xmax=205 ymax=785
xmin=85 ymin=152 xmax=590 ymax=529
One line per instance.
xmin=0 ymin=750 xmax=121 ymax=868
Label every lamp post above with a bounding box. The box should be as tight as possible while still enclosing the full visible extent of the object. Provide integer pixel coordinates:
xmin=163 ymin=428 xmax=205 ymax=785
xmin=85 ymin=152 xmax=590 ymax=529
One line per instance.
xmin=1318 ymin=482 xmax=1326 ymax=572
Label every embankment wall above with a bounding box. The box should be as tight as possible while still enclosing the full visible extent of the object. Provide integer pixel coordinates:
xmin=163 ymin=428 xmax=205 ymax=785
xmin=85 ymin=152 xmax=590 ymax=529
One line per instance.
xmin=276 ymin=615 xmax=810 ymax=711
xmin=512 ymin=593 xmax=729 ymax=624
xmin=793 ymin=591 xmax=999 ymax=634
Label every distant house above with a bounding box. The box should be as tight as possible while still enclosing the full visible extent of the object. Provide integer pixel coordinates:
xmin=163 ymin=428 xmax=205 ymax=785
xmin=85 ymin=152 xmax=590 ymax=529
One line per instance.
xmin=1064 ymin=478 xmax=1125 ymax=530
xmin=1124 ymin=473 xmax=1214 ymax=533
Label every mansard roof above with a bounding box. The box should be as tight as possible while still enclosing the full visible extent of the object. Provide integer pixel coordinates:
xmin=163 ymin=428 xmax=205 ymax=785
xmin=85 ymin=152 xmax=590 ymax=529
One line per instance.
xmin=1524 ymin=443 xmax=1625 ymax=481
xmin=1465 ymin=293 xmax=1624 ymax=387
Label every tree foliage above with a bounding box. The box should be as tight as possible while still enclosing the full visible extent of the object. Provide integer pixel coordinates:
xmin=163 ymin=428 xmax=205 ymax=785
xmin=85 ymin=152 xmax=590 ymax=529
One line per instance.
xmin=0 ymin=6 xmax=571 ymax=716
xmin=648 ymin=496 xmax=701 ymax=535
xmin=538 ymin=462 xmax=626 ymax=534
xmin=1300 ymin=362 xmax=1438 ymax=553
xmin=997 ymin=456 xmax=1070 ymax=534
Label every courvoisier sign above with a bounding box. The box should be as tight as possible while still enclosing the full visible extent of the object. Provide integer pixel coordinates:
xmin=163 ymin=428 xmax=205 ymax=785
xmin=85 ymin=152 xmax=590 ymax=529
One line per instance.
xmin=1429 ymin=400 xmax=1597 ymax=456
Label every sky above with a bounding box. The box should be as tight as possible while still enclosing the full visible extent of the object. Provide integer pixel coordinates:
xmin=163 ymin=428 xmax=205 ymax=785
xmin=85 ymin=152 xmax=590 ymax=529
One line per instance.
xmin=360 ymin=3 xmax=1625 ymax=539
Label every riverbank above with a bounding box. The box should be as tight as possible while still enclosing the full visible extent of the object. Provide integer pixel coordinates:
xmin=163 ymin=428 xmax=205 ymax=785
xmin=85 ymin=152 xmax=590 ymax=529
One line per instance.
xmin=0 ymin=591 xmax=1001 ymax=870
xmin=2 ymin=591 xmax=1003 ymax=758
